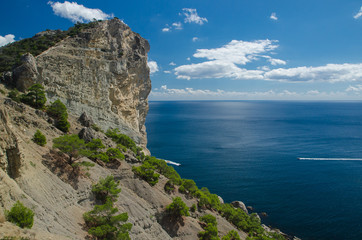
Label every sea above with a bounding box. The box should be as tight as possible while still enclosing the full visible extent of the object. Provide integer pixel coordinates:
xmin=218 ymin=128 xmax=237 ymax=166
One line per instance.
xmin=145 ymin=101 xmax=362 ymax=240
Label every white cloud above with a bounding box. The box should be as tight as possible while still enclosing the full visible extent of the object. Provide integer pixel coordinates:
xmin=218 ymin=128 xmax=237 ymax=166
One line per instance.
xmin=270 ymin=12 xmax=278 ymax=20
xmin=164 ymin=70 xmax=171 ymax=74
xmin=48 ymin=1 xmax=113 ymax=23
xmin=346 ymin=84 xmax=362 ymax=92
xmin=175 ymin=39 xmax=280 ymax=80
xmin=186 ymin=57 xmax=191 ymax=61
xmin=0 ymin=34 xmax=15 ymax=47
xmin=162 ymin=27 xmax=171 ymax=32
xmin=175 ymin=60 xmax=264 ymax=80
xmin=147 ymin=61 xmax=159 ymax=74
xmin=150 ymin=86 xmax=347 ymax=100
xmin=182 ymin=8 xmax=208 ymax=25
xmin=265 ymin=63 xmax=362 ymax=82
xmin=268 ymin=58 xmax=286 ymax=66
xmin=353 ymin=6 xmax=362 ymax=19
xmin=172 ymin=22 xmax=183 ymax=30
xmin=192 ymin=37 xmax=199 ymax=42
xmin=169 ymin=62 xmax=176 ymax=66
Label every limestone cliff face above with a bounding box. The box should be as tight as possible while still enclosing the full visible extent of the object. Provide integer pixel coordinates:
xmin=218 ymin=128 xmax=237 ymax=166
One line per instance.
xmin=15 ymin=18 xmax=151 ymax=148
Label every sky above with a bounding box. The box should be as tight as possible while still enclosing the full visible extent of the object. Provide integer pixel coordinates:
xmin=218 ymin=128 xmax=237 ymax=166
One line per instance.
xmin=1 ymin=0 xmax=362 ymax=100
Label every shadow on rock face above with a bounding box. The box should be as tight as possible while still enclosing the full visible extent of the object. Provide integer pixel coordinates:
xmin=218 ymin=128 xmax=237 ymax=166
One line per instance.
xmin=156 ymin=212 xmax=185 ymax=238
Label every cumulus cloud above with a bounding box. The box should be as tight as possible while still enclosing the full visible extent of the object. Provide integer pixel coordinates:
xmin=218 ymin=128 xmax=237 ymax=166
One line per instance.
xmin=354 ymin=6 xmax=362 ymax=19
xmin=169 ymin=62 xmax=176 ymax=66
xmin=192 ymin=37 xmax=199 ymax=42
xmin=0 ymin=34 xmax=15 ymax=47
xmin=264 ymin=63 xmax=362 ymax=82
xmin=270 ymin=12 xmax=278 ymax=20
xmin=268 ymin=58 xmax=286 ymax=66
xmin=182 ymin=8 xmax=208 ymax=25
xmin=150 ymin=86 xmax=346 ymax=100
xmin=175 ymin=39 xmax=280 ymax=80
xmin=148 ymin=61 xmax=159 ymax=74
xmin=48 ymin=1 xmax=113 ymax=23
xmin=346 ymin=84 xmax=362 ymax=92
xmin=164 ymin=70 xmax=172 ymax=74
xmin=172 ymin=22 xmax=183 ymax=30
xmin=162 ymin=27 xmax=171 ymax=32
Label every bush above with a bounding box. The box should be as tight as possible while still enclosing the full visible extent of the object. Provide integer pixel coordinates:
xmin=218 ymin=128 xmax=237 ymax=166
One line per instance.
xmin=47 ymin=99 xmax=70 ymax=132
xmin=32 ymin=129 xmax=46 ymax=146
xmin=190 ymin=204 xmax=197 ymax=212
xmin=105 ymin=128 xmax=137 ymax=153
xmin=92 ymin=176 xmax=121 ymax=203
xmin=5 ymin=201 xmax=34 ymax=229
xmin=83 ymin=198 xmax=131 ymax=240
xmin=199 ymin=214 xmax=219 ymax=240
xmin=166 ymin=197 xmax=189 ymax=218
xmin=53 ymin=134 xmax=86 ymax=164
xmin=8 ymin=89 xmax=21 ymax=102
xmin=20 ymin=84 xmax=47 ymax=109
xmin=222 ymin=230 xmax=241 ymax=240
xmin=106 ymin=148 xmax=125 ymax=161
xmin=132 ymin=162 xmax=160 ymax=186
xmin=164 ymin=180 xmax=175 ymax=194
xmin=86 ymin=138 xmax=105 ymax=152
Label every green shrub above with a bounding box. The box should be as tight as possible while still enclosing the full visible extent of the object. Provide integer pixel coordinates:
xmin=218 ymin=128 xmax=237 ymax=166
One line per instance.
xmin=20 ymin=84 xmax=47 ymax=109
xmin=198 ymin=214 xmax=219 ymax=240
xmin=164 ymin=180 xmax=175 ymax=194
xmin=91 ymin=124 xmax=102 ymax=132
xmin=8 ymin=89 xmax=21 ymax=102
xmin=53 ymin=134 xmax=86 ymax=164
xmin=92 ymin=152 xmax=109 ymax=163
xmin=5 ymin=201 xmax=34 ymax=229
xmin=222 ymin=230 xmax=241 ymax=240
xmin=86 ymin=138 xmax=105 ymax=152
xmin=132 ymin=162 xmax=160 ymax=186
xmin=166 ymin=197 xmax=189 ymax=218
xmin=116 ymin=144 xmax=127 ymax=153
xmin=142 ymin=156 xmax=182 ymax=185
xmin=47 ymin=99 xmax=70 ymax=132
xmin=32 ymin=129 xmax=46 ymax=146
xmin=83 ymin=198 xmax=132 ymax=240
xmin=92 ymin=176 xmax=121 ymax=203
xmin=106 ymin=148 xmax=125 ymax=161
xmin=105 ymin=128 xmax=137 ymax=153
xmin=190 ymin=204 xmax=197 ymax=212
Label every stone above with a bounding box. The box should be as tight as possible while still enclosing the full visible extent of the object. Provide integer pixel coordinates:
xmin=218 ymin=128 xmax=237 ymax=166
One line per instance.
xmin=218 ymin=195 xmax=224 ymax=204
xmin=247 ymin=206 xmax=254 ymax=212
xmin=78 ymin=127 xmax=96 ymax=143
xmin=12 ymin=53 xmax=39 ymax=91
xmin=231 ymin=201 xmax=248 ymax=214
xmin=78 ymin=112 xmax=94 ymax=127
xmin=260 ymin=212 xmax=268 ymax=217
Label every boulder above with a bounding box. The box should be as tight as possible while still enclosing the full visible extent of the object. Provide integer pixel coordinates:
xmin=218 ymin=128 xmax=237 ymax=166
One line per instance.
xmin=78 ymin=127 xmax=96 ymax=143
xmin=231 ymin=201 xmax=248 ymax=214
xmin=78 ymin=112 xmax=94 ymax=127
xmin=218 ymin=195 xmax=224 ymax=204
xmin=12 ymin=53 xmax=39 ymax=91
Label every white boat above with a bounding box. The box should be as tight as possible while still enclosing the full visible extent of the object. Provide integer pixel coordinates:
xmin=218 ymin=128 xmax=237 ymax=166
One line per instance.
xmin=162 ymin=159 xmax=181 ymax=166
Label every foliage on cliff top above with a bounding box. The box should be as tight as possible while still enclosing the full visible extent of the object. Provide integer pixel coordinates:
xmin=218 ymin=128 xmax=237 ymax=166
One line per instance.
xmin=0 ymin=21 xmax=101 ymax=73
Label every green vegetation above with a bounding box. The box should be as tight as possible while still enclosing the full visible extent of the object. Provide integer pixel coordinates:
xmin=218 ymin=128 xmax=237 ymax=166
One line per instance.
xmin=106 ymin=148 xmax=125 ymax=161
xmin=47 ymin=99 xmax=70 ymax=132
xmin=5 ymin=201 xmax=34 ymax=229
xmin=190 ymin=204 xmax=197 ymax=212
xmin=164 ymin=180 xmax=175 ymax=193
xmin=83 ymin=198 xmax=132 ymax=240
xmin=166 ymin=197 xmax=189 ymax=219
xmin=222 ymin=230 xmax=241 ymax=240
xmin=132 ymin=162 xmax=160 ymax=186
xmin=91 ymin=123 xmax=102 ymax=132
xmin=53 ymin=134 xmax=86 ymax=164
xmin=198 ymin=214 xmax=219 ymax=240
xmin=20 ymin=83 xmax=47 ymax=109
xmin=32 ymin=129 xmax=46 ymax=146
xmin=0 ymin=21 xmax=101 ymax=74
xmin=92 ymin=176 xmax=121 ymax=203
xmin=86 ymin=138 xmax=105 ymax=152
xmin=8 ymin=89 xmax=21 ymax=102
xmin=84 ymin=175 xmax=132 ymax=240
xmin=106 ymin=128 xmax=138 ymax=154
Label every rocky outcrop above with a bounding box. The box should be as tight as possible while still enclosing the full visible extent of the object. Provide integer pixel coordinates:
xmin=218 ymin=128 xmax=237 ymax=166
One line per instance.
xmin=12 ymin=18 xmax=152 ymax=150
xmin=231 ymin=201 xmax=249 ymax=214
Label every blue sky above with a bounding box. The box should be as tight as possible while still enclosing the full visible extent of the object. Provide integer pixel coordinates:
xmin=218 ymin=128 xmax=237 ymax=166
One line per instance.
xmin=1 ymin=0 xmax=362 ymax=100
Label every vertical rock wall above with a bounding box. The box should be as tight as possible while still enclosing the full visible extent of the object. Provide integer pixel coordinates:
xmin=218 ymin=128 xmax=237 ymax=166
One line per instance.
xmin=15 ymin=18 xmax=152 ymax=148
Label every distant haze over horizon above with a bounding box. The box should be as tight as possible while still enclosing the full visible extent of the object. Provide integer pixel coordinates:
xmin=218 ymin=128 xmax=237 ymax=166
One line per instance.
xmin=1 ymin=0 xmax=362 ymax=100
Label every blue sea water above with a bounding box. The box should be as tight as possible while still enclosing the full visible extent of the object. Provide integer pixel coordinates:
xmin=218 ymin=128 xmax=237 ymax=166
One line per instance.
xmin=145 ymin=101 xmax=362 ymax=240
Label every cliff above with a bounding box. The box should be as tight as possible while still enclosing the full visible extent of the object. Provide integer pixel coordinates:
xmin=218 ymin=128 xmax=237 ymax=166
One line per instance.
xmin=10 ymin=18 xmax=151 ymax=150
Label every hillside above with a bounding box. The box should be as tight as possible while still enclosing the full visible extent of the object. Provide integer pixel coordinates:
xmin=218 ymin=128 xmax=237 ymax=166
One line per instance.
xmin=0 ymin=19 xmax=295 ymax=240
